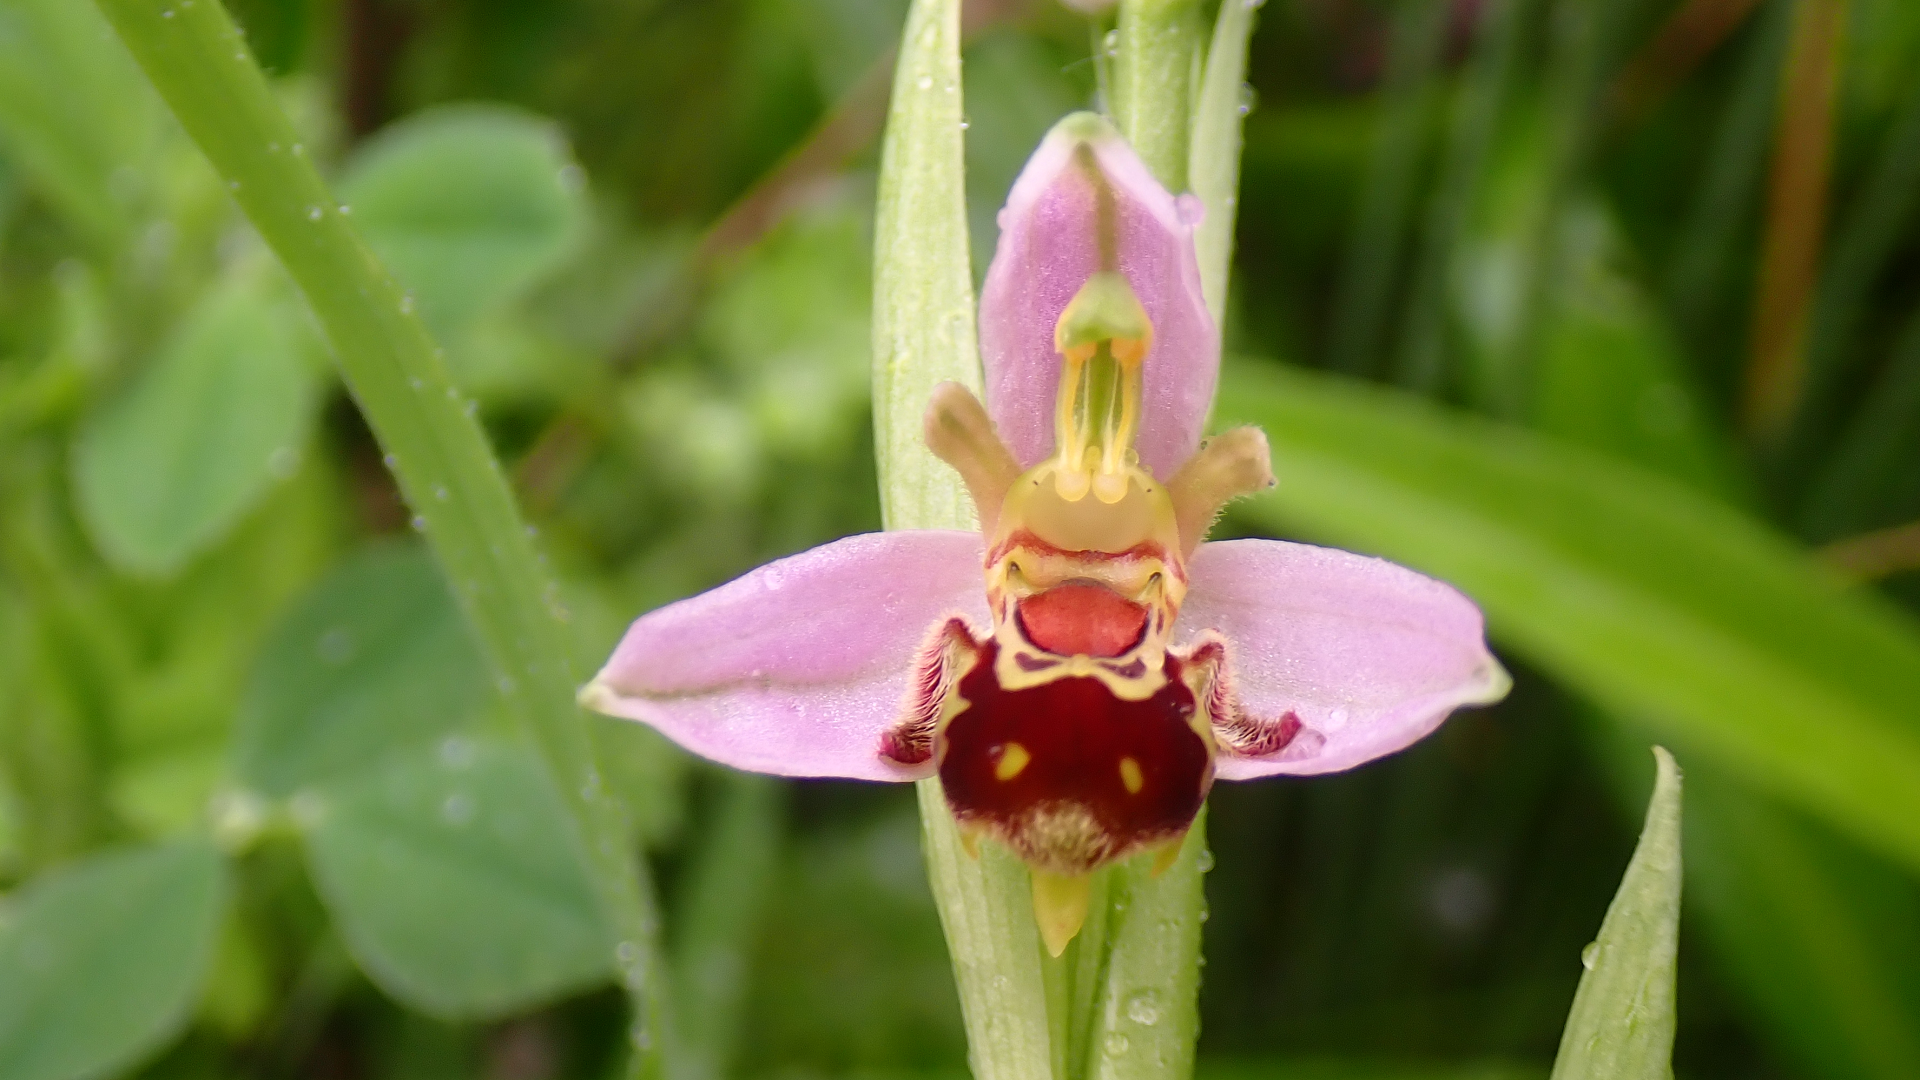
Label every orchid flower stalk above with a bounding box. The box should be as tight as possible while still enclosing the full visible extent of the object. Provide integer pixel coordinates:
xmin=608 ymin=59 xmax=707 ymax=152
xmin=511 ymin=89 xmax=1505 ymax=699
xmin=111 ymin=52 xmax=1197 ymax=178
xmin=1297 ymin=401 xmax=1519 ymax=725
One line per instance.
xmin=582 ymin=113 xmax=1509 ymax=958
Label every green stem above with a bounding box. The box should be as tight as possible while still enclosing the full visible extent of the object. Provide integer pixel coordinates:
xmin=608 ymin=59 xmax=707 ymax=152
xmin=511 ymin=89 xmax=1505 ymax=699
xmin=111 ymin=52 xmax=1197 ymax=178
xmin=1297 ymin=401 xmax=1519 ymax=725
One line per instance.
xmin=1113 ymin=0 xmax=1205 ymax=193
xmin=88 ymin=3 xmax=670 ymax=1075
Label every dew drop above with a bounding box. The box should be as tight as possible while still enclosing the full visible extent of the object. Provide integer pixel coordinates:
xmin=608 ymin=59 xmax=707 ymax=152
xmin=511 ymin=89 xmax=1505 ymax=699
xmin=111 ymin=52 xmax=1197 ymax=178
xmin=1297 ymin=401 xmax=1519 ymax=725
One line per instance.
xmin=615 ymin=941 xmax=640 ymax=964
xmin=1125 ymin=990 xmax=1162 ymax=1026
xmin=1580 ymin=942 xmax=1599 ymax=970
xmin=1103 ymin=1033 xmax=1130 ymax=1056
xmin=439 ymin=735 xmax=477 ymax=768
xmin=410 ymin=514 xmax=428 ymax=533
xmin=1237 ymin=84 xmax=1258 ymax=117
xmin=917 ymin=74 xmax=933 ymax=90
xmin=399 ymin=294 xmax=415 ymax=314
xmin=434 ymin=485 xmax=450 ymax=501
xmin=337 ymin=203 xmax=351 ymax=215
xmin=382 ymin=452 xmax=399 ymax=468
xmin=161 ymin=8 xmax=175 ymax=17
xmin=409 ymin=376 xmax=425 ymax=390
xmin=959 ymin=119 xmax=970 ymax=130
xmin=306 ymin=205 xmax=322 ymax=221
xmin=227 ymin=179 xmax=241 ymax=191
xmin=1103 ymin=29 xmax=1119 ymax=54
xmin=316 ymin=627 xmax=355 ymax=665
xmin=441 ymin=792 xmax=475 ymax=826
xmin=1195 ymin=847 xmax=1215 ymax=873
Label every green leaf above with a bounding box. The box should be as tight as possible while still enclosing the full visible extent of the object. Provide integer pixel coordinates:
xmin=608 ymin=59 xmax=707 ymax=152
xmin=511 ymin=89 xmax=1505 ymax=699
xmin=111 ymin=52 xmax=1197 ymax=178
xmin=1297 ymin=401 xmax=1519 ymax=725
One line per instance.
xmin=0 ymin=838 xmax=226 ymax=1080
xmin=1549 ymin=747 xmax=1680 ymax=1080
xmin=302 ymin=735 xmax=613 ymax=1020
xmin=72 ymin=272 xmax=320 ymax=576
xmin=871 ymin=0 xmax=981 ymax=533
xmin=232 ymin=543 xmax=489 ymax=799
xmin=339 ymin=104 xmax=586 ymax=343
xmin=1221 ymin=363 xmax=1920 ymax=874
xmin=0 ymin=0 xmax=155 ymax=246
xmin=1189 ymin=0 xmax=1259 ymax=327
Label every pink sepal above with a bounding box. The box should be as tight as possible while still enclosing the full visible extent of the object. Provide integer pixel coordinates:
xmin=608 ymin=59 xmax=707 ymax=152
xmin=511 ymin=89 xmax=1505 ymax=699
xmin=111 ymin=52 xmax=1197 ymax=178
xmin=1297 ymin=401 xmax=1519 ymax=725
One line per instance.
xmin=978 ymin=112 xmax=1217 ymax=480
xmin=581 ymin=531 xmax=988 ymax=781
xmin=1178 ymin=539 xmax=1509 ymax=779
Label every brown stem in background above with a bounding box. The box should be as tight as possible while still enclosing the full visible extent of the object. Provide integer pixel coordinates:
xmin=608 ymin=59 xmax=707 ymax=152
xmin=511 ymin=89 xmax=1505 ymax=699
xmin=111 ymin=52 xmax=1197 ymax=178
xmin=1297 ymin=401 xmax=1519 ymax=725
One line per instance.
xmin=1819 ymin=520 xmax=1920 ymax=582
xmin=340 ymin=0 xmax=416 ymax=140
xmin=1743 ymin=0 xmax=1847 ymax=439
xmin=1610 ymin=0 xmax=1763 ymax=127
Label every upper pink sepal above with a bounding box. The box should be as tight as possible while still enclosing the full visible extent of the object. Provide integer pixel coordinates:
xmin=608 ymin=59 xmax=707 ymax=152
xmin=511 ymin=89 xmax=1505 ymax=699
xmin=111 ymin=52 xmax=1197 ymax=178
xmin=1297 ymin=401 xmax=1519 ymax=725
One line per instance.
xmin=582 ymin=531 xmax=988 ymax=781
xmin=1177 ymin=539 xmax=1509 ymax=779
xmin=979 ymin=112 xmax=1217 ymax=480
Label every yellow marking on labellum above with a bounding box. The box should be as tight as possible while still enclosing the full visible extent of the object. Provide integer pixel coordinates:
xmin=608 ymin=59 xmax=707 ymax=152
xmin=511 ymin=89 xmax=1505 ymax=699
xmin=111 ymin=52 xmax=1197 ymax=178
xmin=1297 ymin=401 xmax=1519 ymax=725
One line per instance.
xmin=995 ymin=741 xmax=1032 ymax=781
xmin=1119 ymin=756 xmax=1144 ymax=794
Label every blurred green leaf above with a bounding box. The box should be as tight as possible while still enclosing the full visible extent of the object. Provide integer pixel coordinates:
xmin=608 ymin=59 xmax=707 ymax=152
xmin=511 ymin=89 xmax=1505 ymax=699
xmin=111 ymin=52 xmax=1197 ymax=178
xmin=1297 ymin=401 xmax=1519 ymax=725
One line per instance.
xmin=1221 ymin=363 xmax=1920 ymax=874
xmin=71 ymin=272 xmax=320 ymax=576
xmin=301 ymin=735 xmax=612 ymax=1019
xmin=231 ymin=543 xmax=488 ymax=799
xmin=340 ymin=104 xmax=586 ymax=343
xmin=1684 ymin=764 xmax=1920 ymax=1079
xmin=1529 ymin=183 xmax=1920 ymax=1080
xmin=1532 ymin=203 xmax=1744 ymax=501
xmin=0 ymin=0 xmax=155 ymax=245
xmin=0 ymin=838 xmax=226 ymax=1080
xmin=1548 ymin=747 xmax=1679 ymax=1080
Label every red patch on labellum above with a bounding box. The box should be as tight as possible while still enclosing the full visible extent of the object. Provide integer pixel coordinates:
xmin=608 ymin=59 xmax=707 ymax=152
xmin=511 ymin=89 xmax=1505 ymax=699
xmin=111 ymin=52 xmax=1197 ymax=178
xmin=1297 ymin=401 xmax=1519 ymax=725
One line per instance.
xmin=939 ymin=641 xmax=1211 ymax=872
xmin=1016 ymin=584 xmax=1148 ymax=657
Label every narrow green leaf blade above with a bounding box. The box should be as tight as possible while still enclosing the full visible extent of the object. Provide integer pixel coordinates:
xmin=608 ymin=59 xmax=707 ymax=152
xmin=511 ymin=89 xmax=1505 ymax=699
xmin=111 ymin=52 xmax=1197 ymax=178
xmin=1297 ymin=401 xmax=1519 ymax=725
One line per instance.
xmin=871 ymin=0 xmax=980 ymax=534
xmin=1549 ymin=747 xmax=1680 ymax=1080
xmin=1189 ymin=0 xmax=1258 ymax=326
xmin=1221 ymin=363 xmax=1920 ymax=874
xmin=72 ymin=273 xmax=320 ymax=576
xmin=303 ymin=736 xmax=613 ymax=1020
xmin=0 ymin=838 xmax=226 ymax=1080
xmin=232 ymin=543 xmax=488 ymax=798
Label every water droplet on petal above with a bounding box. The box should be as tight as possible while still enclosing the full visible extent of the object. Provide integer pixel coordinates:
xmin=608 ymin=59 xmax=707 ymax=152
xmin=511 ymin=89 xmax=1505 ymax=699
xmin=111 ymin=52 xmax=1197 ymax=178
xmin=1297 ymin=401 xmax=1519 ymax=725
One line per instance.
xmin=1581 ymin=941 xmax=1599 ymax=970
xmin=1195 ymin=847 xmax=1215 ymax=873
xmin=917 ymin=74 xmax=933 ymax=90
xmin=1103 ymin=1033 xmax=1129 ymax=1056
xmin=306 ymin=205 xmax=323 ymax=221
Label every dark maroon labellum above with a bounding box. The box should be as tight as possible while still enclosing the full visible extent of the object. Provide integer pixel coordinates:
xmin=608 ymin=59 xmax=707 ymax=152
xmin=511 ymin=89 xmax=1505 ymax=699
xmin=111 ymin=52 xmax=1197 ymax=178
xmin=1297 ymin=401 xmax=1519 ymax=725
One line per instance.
xmin=938 ymin=640 xmax=1212 ymax=875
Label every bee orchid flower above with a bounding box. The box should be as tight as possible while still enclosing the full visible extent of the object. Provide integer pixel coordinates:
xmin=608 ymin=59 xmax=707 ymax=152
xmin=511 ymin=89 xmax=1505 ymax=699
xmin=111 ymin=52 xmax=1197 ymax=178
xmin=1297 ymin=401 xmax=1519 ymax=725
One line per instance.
xmin=581 ymin=113 xmax=1509 ymax=955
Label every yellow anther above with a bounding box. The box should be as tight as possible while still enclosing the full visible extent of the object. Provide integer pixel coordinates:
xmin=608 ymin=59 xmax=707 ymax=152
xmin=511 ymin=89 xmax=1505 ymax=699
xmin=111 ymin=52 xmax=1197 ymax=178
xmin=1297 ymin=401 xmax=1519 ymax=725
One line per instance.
xmin=1119 ymin=756 xmax=1144 ymax=794
xmin=995 ymin=742 xmax=1032 ymax=781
